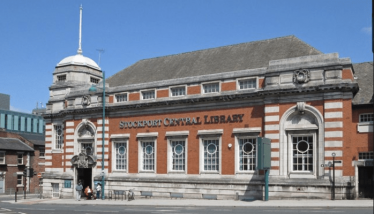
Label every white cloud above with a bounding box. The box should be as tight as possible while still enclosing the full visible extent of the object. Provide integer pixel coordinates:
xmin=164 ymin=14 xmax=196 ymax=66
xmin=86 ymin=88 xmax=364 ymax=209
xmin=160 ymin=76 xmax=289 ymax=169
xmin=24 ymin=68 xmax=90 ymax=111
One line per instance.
xmin=361 ymin=26 xmax=372 ymax=35
xmin=10 ymin=106 xmax=31 ymax=114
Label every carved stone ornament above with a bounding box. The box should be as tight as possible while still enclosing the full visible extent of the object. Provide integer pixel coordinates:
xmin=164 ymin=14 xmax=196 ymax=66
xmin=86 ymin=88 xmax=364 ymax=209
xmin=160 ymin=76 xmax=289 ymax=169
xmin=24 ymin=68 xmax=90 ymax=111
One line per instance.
xmin=296 ymin=102 xmax=306 ymax=114
xmin=71 ymin=152 xmax=97 ymax=168
xmin=82 ymin=95 xmax=91 ymax=106
xmin=293 ymin=69 xmax=310 ymax=84
xmin=78 ymin=120 xmax=94 ymax=138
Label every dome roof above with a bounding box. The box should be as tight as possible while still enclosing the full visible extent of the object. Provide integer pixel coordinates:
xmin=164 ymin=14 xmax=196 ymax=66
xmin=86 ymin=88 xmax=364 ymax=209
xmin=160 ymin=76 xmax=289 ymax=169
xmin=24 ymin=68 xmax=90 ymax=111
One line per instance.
xmin=57 ymin=54 xmax=101 ymax=70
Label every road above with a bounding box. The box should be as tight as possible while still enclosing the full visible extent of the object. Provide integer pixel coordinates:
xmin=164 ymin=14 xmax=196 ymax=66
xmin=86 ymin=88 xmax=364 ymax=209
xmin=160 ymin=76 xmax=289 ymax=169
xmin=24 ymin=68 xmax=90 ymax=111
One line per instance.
xmin=0 ymin=203 xmax=372 ymax=214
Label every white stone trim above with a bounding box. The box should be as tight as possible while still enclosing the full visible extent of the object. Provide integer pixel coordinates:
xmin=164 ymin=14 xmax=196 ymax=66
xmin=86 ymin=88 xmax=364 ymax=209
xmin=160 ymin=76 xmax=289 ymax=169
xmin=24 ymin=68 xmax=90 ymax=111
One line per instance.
xmin=45 ymin=162 xmax=52 ymax=166
xmin=324 ymin=170 xmax=342 ymax=177
xmin=197 ymin=129 xmax=223 ymax=135
xmin=265 ymin=133 xmax=279 ymax=139
xmin=325 ymin=131 xmax=343 ymax=138
xmin=325 ymin=122 xmax=343 ymax=128
xmin=97 ymin=133 xmax=109 ymax=139
xmin=271 ymin=143 xmax=279 ymax=148
xmin=357 ymin=123 xmax=373 ymax=133
xmin=165 ymin=131 xmax=189 ymax=137
xmin=66 ymin=122 xmax=74 ymax=127
xmin=66 ymin=155 xmax=74 ymax=159
xmin=325 ymin=141 xmax=343 ymax=147
xmin=65 ymin=148 xmax=74 ymax=153
xmin=46 ymin=137 xmax=52 ymax=142
xmin=325 ymin=150 xmax=342 ymax=157
xmin=271 ymin=151 xmax=279 ymax=157
xmin=110 ymin=134 xmax=130 ymax=139
xmin=265 ymin=124 xmax=279 ymax=131
xmin=97 ymin=126 xmax=109 ymax=132
xmin=269 ymin=170 xmax=279 ymax=176
xmin=46 ymin=125 xmax=52 ymax=130
xmin=325 ymin=112 xmax=342 ymax=118
xmin=66 ymin=128 xmax=74 ymax=133
xmin=265 ymin=106 xmax=279 ymax=113
xmin=285 ymin=124 xmax=318 ymax=130
xmin=66 ymin=141 xmax=74 ymax=146
xmin=66 ymin=135 xmax=74 ymax=140
xmin=45 ymin=156 xmax=52 ymax=160
xmin=232 ymin=127 xmax=261 ymax=134
xmin=324 ymin=102 xmax=343 ymax=109
xmin=271 ymin=161 xmax=279 ymax=166
xmin=97 ymin=119 xmax=109 ymax=125
xmin=45 ymin=131 xmax=52 ymax=136
xmin=265 ymin=115 xmax=279 ymax=122
xmin=136 ymin=132 xmax=158 ymax=138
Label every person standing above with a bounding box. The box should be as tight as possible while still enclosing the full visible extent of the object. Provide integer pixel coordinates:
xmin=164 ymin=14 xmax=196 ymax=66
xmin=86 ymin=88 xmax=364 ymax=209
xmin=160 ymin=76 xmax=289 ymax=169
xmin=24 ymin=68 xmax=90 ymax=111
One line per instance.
xmin=96 ymin=183 xmax=101 ymax=200
xmin=75 ymin=182 xmax=83 ymax=201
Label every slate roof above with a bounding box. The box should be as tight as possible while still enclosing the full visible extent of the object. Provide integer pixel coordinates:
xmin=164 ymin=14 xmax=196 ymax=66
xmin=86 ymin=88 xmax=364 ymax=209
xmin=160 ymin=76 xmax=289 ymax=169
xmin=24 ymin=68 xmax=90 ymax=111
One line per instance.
xmin=107 ymin=35 xmax=322 ymax=87
xmin=353 ymin=62 xmax=373 ymax=105
xmin=17 ymin=133 xmax=45 ymax=146
xmin=0 ymin=138 xmax=34 ymax=151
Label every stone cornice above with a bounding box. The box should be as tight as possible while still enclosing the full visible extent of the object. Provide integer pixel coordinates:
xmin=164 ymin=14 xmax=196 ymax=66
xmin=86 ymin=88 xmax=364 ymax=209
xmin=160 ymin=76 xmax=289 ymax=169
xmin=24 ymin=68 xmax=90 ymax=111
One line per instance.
xmin=43 ymin=82 xmax=358 ymax=119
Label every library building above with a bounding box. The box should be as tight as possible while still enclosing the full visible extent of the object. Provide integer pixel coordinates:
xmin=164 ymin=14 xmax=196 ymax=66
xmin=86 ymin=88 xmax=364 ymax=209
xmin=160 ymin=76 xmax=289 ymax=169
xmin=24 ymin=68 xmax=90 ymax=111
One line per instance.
xmin=42 ymin=35 xmax=373 ymax=200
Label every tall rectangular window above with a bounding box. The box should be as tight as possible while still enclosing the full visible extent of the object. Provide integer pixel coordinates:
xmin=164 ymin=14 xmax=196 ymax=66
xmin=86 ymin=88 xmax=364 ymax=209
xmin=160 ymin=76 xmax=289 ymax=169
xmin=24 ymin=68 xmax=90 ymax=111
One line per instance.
xmin=115 ymin=142 xmax=127 ymax=170
xmin=141 ymin=141 xmax=155 ymax=171
xmin=238 ymin=138 xmax=256 ymax=171
xmin=170 ymin=140 xmax=186 ymax=171
xmin=0 ymin=152 xmax=5 ymax=164
xmin=115 ymin=94 xmax=127 ymax=102
xmin=203 ymin=139 xmax=219 ymax=171
xmin=17 ymin=175 xmax=23 ymax=185
xmin=39 ymin=149 xmax=45 ymax=158
xmin=142 ymin=90 xmax=155 ymax=100
xmin=292 ymin=135 xmax=313 ymax=172
xmin=81 ymin=143 xmax=93 ymax=155
xmin=17 ymin=153 xmax=23 ymax=165
xmin=203 ymin=83 xmax=219 ymax=93
xmin=238 ymin=79 xmax=256 ymax=89
xmin=54 ymin=125 xmax=63 ymax=149
xmin=359 ymin=113 xmax=373 ymax=122
xmin=171 ymin=87 xmax=186 ymax=97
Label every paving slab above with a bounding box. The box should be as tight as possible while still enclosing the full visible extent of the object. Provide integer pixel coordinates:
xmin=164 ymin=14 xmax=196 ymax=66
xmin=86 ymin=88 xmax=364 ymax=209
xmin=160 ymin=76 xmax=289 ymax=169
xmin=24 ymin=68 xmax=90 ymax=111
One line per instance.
xmin=2 ymin=198 xmax=373 ymax=208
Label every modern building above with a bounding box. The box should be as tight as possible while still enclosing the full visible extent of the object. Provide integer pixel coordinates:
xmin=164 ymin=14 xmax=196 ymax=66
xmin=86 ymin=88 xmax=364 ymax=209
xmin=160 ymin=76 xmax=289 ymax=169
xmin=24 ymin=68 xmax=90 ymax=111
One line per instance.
xmin=42 ymin=30 xmax=373 ymax=199
xmin=0 ymin=93 xmax=10 ymax=110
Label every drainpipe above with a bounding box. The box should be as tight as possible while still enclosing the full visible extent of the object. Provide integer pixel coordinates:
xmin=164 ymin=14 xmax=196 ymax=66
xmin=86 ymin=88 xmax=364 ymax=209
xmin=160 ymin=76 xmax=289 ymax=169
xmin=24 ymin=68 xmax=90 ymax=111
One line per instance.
xmin=27 ymin=152 xmax=30 ymax=192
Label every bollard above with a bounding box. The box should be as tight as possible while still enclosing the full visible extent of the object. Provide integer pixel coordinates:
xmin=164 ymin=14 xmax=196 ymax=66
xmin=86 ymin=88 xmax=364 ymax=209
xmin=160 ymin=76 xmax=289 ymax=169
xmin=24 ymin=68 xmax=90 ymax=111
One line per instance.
xmin=15 ymin=188 xmax=17 ymax=202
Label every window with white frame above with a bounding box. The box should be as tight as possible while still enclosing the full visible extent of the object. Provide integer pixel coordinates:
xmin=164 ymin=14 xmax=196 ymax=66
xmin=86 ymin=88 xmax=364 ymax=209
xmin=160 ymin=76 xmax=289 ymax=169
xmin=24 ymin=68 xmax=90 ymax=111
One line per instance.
xmin=57 ymin=75 xmax=66 ymax=82
xmin=359 ymin=152 xmax=373 ymax=160
xmin=203 ymin=83 xmax=219 ymax=94
xmin=54 ymin=125 xmax=63 ymax=149
xmin=81 ymin=143 xmax=94 ymax=155
xmin=170 ymin=139 xmax=186 ymax=171
xmin=90 ymin=77 xmax=99 ymax=84
xmin=238 ymin=78 xmax=256 ymax=90
xmin=202 ymin=138 xmax=220 ymax=171
xmin=238 ymin=138 xmax=256 ymax=171
xmin=142 ymin=90 xmax=155 ymax=100
xmin=140 ymin=141 xmax=155 ymax=171
xmin=292 ymin=135 xmax=314 ymax=172
xmin=0 ymin=152 xmax=5 ymax=164
xmin=114 ymin=141 xmax=127 ymax=170
xmin=39 ymin=149 xmax=45 ymax=158
xmin=359 ymin=113 xmax=373 ymax=122
xmin=17 ymin=175 xmax=23 ymax=185
xmin=171 ymin=87 xmax=186 ymax=97
xmin=17 ymin=153 xmax=23 ymax=165
xmin=115 ymin=94 xmax=127 ymax=102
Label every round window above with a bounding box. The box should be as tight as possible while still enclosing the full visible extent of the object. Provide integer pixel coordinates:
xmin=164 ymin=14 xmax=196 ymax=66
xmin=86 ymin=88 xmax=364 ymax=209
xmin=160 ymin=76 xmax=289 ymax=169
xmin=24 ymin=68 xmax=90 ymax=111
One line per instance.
xmin=57 ymin=128 xmax=63 ymax=136
xmin=297 ymin=140 xmax=309 ymax=153
xmin=118 ymin=146 xmax=126 ymax=155
xmin=145 ymin=145 xmax=153 ymax=155
xmin=174 ymin=144 xmax=184 ymax=155
xmin=242 ymin=142 xmax=253 ymax=154
xmin=207 ymin=143 xmax=217 ymax=155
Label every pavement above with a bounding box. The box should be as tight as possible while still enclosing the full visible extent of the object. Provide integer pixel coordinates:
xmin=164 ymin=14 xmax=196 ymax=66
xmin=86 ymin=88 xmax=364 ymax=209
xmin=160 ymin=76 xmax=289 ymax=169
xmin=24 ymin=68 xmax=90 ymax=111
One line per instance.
xmin=1 ymin=197 xmax=373 ymax=208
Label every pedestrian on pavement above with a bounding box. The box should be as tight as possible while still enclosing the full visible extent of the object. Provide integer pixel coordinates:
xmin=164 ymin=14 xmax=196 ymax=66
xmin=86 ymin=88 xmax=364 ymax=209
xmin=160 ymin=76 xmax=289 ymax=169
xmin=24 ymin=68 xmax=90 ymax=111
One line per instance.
xmin=84 ymin=186 xmax=95 ymax=200
xmin=96 ymin=183 xmax=101 ymax=200
xmin=75 ymin=182 xmax=83 ymax=201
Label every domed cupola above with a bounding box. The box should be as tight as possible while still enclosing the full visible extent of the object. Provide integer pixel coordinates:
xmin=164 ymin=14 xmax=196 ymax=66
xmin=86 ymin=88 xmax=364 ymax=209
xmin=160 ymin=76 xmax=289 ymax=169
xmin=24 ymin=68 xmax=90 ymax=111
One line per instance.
xmin=52 ymin=5 xmax=102 ymax=85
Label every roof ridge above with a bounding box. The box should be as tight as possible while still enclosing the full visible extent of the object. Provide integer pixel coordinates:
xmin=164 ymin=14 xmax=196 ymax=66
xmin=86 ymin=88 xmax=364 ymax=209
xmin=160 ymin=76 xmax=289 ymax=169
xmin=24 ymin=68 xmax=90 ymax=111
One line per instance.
xmin=135 ymin=35 xmax=299 ymax=62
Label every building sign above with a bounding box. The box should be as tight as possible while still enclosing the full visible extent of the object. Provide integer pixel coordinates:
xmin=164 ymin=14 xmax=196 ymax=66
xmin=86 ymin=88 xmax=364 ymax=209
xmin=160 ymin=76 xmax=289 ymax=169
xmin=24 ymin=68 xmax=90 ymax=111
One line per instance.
xmin=119 ymin=114 xmax=244 ymax=129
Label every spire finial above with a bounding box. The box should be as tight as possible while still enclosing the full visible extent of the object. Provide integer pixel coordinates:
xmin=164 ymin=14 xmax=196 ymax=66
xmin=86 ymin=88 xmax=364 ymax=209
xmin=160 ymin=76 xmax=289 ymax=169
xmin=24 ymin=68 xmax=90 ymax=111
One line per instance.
xmin=77 ymin=5 xmax=83 ymax=55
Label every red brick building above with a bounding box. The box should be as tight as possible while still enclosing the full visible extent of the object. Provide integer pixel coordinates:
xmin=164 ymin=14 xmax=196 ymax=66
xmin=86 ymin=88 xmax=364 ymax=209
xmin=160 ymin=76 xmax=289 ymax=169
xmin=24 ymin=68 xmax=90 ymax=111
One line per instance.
xmin=43 ymin=36 xmax=373 ymax=200
xmin=0 ymin=130 xmax=45 ymax=194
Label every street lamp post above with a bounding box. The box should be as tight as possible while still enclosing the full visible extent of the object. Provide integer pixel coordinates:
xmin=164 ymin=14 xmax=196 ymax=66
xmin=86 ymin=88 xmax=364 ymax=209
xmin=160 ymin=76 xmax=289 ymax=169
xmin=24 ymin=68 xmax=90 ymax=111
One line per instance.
xmin=321 ymin=152 xmax=337 ymax=200
xmin=89 ymin=71 xmax=105 ymax=200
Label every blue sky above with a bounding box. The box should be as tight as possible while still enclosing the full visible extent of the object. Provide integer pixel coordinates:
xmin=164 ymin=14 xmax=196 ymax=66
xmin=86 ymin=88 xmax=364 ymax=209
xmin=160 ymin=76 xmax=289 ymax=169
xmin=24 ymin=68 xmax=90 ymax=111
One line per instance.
xmin=0 ymin=0 xmax=372 ymax=113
